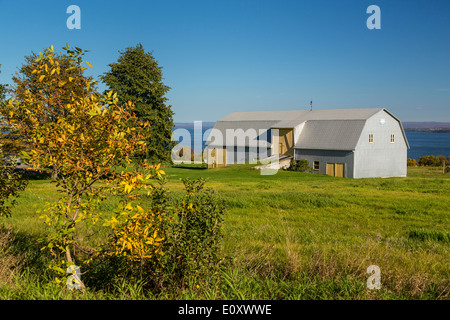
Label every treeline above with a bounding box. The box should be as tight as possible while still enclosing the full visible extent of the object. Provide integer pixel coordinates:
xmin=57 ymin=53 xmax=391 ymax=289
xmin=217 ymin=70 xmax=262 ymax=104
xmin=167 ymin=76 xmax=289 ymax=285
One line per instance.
xmin=407 ymin=155 xmax=450 ymax=167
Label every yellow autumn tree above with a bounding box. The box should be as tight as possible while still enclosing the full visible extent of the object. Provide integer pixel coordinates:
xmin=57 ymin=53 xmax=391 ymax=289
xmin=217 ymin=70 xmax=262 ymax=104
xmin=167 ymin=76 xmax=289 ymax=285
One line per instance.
xmin=3 ymin=45 xmax=164 ymax=288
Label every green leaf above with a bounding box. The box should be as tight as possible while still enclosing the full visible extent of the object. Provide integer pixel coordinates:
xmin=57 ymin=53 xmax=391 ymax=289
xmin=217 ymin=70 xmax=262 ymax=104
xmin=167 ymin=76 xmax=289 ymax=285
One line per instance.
xmin=20 ymin=150 xmax=31 ymax=160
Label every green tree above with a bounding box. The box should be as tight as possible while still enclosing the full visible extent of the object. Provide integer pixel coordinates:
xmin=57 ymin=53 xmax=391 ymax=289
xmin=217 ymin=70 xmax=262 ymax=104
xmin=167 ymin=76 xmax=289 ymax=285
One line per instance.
xmin=0 ymin=65 xmax=28 ymax=217
xmin=0 ymin=65 xmax=6 ymax=101
xmin=0 ymin=65 xmax=10 ymax=148
xmin=1 ymin=65 xmax=26 ymax=157
xmin=101 ymin=44 xmax=176 ymax=163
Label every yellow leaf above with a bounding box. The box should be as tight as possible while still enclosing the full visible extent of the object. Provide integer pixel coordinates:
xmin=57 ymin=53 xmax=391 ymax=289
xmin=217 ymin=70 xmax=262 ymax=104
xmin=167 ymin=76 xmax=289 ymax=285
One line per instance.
xmin=124 ymin=183 xmax=132 ymax=194
xmin=136 ymin=205 xmax=144 ymax=214
xmin=38 ymin=75 xmax=45 ymax=82
xmin=86 ymin=61 xmax=93 ymax=68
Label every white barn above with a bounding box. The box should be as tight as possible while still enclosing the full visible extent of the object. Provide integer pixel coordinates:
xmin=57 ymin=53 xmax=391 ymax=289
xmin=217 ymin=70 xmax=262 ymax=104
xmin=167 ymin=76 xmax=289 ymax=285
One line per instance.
xmin=204 ymin=108 xmax=410 ymax=178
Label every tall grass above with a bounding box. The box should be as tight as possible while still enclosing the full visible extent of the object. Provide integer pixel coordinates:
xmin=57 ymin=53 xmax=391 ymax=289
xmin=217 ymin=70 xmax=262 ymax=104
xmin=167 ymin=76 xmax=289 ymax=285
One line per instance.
xmin=0 ymin=165 xmax=448 ymax=299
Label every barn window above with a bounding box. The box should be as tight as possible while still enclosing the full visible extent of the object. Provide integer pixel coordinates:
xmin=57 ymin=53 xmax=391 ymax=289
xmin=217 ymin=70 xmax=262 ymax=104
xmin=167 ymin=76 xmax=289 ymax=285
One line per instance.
xmin=369 ymin=134 xmax=374 ymax=143
xmin=313 ymin=161 xmax=320 ymax=170
xmin=390 ymin=134 xmax=395 ymax=143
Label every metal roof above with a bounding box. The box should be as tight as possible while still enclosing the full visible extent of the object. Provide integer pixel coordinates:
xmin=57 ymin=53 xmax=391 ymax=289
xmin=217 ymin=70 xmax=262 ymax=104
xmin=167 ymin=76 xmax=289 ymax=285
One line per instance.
xmin=205 ymin=108 xmax=409 ymax=149
xmin=271 ymin=120 xmax=305 ymax=128
xmin=219 ymin=108 xmax=384 ymax=122
xmin=294 ymin=120 xmax=366 ymax=151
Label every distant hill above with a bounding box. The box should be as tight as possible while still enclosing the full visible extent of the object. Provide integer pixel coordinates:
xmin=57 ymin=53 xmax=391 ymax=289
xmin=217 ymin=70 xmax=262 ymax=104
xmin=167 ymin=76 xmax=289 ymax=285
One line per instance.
xmin=403 ymin=122 xmax=450 ymax=133
xmin=174 ymin=122 xmax=215 ymax=129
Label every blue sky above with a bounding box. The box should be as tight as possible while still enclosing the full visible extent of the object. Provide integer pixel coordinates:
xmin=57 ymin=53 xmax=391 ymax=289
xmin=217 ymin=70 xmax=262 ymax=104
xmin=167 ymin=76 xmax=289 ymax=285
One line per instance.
xmin=0 ymin=0 xmax=449 ymax=122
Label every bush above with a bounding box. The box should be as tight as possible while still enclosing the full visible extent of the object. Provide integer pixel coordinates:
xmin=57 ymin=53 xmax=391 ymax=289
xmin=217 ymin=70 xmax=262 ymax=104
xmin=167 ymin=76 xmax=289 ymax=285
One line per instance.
xmin=94 ymin=177 xmax=225 ymax=292
xmin=288 ymin=159 xmax=311 ymax=172
xmin=436 ymin=155 xmax=449 ymax=166
xmin=407 ymin=158 xmax=418 ymax=167
xmin=418 ymin=155 xmax=447 ymax=167
xmin=164 ymin=178 xmax=225 ymax=286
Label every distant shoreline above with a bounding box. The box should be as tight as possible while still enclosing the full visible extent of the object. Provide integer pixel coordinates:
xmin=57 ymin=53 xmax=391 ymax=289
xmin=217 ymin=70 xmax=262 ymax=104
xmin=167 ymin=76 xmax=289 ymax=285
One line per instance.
xmin=403 ymin=122 xmax=450 ymax=133
xmin=404 ymin=128 xmax=450 ymax=133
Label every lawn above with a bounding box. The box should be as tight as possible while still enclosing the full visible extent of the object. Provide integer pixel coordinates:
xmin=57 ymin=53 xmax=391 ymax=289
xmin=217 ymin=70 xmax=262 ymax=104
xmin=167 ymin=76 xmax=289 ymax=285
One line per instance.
xmin=0 ymin=165 xmax=449 ymax=299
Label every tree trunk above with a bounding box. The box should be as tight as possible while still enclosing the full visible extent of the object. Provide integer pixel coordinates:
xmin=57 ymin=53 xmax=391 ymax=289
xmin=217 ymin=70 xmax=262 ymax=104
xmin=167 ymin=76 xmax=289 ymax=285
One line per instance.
xmin=51 ymin=168 xmax=58 ymax=180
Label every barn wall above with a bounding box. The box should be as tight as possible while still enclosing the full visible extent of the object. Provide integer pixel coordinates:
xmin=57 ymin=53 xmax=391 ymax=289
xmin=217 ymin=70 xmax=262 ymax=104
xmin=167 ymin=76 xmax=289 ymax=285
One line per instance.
xmin=354 ymin=110 xmax=408 ymax=178
xmin=294 ymin=149 xmax=355 ymax=178
xmin=225 ymin=146 xmax=271 ymax=165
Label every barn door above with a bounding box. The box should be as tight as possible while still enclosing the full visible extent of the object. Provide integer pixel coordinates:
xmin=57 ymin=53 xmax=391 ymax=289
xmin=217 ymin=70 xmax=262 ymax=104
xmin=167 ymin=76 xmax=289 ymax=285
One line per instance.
xmin=326 ymin=163 xmax=335 ymax=176
xmin=335 ymin=164 xmax=344 ymax=177
xmin=326 ymin=163 xmax=344 ymax=177
xmin=222 ymin=148 xmax=227 ymax=166
xmin=274 ymin=128 xmax=294 ymax=156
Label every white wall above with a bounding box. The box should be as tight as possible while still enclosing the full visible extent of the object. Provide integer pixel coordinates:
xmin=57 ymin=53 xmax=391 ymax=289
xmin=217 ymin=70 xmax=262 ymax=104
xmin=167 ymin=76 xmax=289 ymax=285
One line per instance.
xmin=354 ymin=110 xmax=408 ymax=178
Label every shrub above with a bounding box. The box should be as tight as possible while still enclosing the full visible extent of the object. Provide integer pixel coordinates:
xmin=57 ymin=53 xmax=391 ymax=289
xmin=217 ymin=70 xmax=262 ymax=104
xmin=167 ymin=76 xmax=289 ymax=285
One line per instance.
xmin=436 ymin=155 xmax=449 ymax=166
xmin=288 ymin=159 xmax=311 ymax=172
xmin=96 ymin=177 xmax=225 ymax=292
xmin=164 ymin=178 xmax=225 ymax=286
xmin=418 ymin=155 xmax=445 ymax=167
xmin=407 ymin=158 xmax=418 ymax=167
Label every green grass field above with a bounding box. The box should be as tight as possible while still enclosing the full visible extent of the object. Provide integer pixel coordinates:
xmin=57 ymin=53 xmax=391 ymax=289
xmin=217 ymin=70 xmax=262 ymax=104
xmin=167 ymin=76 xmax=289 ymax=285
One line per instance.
xmin=0 ymin=165 xmax=449 ymax=299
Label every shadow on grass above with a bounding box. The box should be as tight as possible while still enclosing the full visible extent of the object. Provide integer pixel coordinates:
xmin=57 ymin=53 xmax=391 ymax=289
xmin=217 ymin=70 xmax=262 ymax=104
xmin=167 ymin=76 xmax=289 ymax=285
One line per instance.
xmin=0 ymin=224 xmax=51 ymax=277
xmin=171 ymin=163 xmax=207 ymax=170
xmin=14 ymin=168 xmax=51 ymax=180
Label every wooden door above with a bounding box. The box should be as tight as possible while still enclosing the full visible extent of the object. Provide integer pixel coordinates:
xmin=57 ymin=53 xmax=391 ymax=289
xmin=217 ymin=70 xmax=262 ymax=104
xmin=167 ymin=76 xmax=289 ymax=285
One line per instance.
xmin=326 ymin=163 xmax=344 ymax=177
xmin=335 ymin=164 xmax=344 ymax=177
xmin=222 ymin=148 xmax=227 ymax=167
xmin=326 ymin=163 xmax=335 ymax=176
xmin=274 ymin=128 xmax=294 ymax=156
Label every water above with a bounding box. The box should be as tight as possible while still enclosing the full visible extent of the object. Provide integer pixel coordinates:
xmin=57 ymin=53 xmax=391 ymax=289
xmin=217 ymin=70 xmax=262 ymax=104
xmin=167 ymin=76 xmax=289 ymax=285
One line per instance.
xmin=173 ymin=125 xmax=450 ymax=160
xmin=405 ymin=131 xmax=450 ymax=160
xmin=172 ymin=126 xmax=212 ymax=153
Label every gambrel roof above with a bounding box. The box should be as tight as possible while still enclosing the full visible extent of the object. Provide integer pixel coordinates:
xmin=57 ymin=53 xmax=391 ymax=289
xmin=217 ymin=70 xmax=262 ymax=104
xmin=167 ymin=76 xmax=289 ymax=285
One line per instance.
xmin=219 ymin=108 xmax=383 ymax=122
xmin=294 ymin=120 xmax=366 ymax=151
xmin=205 ymin=108 xmax=409 ymax=149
